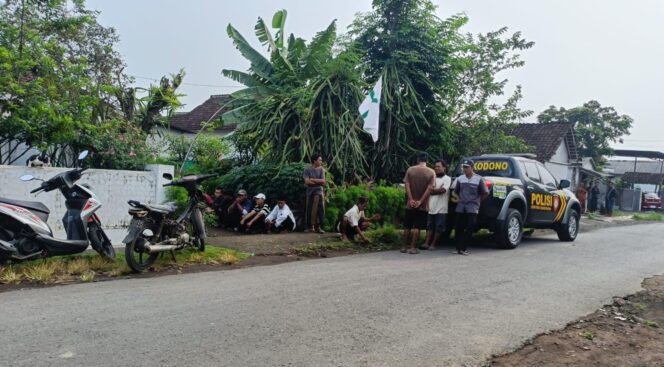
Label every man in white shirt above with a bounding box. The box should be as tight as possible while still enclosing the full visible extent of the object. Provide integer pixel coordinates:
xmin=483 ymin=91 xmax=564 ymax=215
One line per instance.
xmin=422 ymin=159 xmax=451 ymax=250
xmin=265 ymin=197 xmax=297 ymax=233
xmin=340 ymin=196 xmax=380 ymax=243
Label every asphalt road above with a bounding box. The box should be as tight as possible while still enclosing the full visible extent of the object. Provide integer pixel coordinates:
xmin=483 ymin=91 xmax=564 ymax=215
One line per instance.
xmin=2 ymin=223 xmax=664 ymax=367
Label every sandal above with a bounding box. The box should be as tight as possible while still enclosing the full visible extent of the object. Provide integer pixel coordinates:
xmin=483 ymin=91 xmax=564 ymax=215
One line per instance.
xmin=400 ymin=249 xmax=408 ymax=253
xmin=428 ymin=246 xmax=437 ymax=251
xmin=408 ymin=249 xmax=420 ymax=255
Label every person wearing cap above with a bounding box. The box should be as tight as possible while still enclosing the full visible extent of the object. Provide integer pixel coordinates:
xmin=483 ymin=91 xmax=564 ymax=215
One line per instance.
xmin=452 ymin=159 xmax=489 ymax=255
xmin=226 ymin=189 xmax=252 ymax=230
xmin=401 ymin=152 xmax=436 ymax=254
xmin=240 ymin=193 xmax=271 ymax=233
xmin=265 ymin=197 xmax=297 ymax=233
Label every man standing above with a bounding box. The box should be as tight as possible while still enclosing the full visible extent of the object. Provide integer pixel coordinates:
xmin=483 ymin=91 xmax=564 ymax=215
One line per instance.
xmin=303 ymin=153 xmax=326 ymax=233
xmin=453 ymin=159 xmax=489 ymax=255
xmin=576 ymin=182 xmax=588 ymax=214
xmin=402 ymin=153 xmax=436 ymax=254
xmin=605 ymin=181 xmax=618 ymax=216
xmin=421 ymin=159 xmax=451 ymax=251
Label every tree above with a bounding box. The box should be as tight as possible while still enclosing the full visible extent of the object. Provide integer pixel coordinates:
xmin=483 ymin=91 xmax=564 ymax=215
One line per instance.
xmin=348 ymin=0 xmax=533 ymax=179
xmin=537 ymin=100 xmax=633 ymax=163
xmin=221 ymin=10 xmax=368 ymax=182
xmin=0 ymin=0 xmax=185 ymax=169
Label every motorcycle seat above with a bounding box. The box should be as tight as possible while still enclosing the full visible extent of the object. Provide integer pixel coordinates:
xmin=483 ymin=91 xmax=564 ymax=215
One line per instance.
xmin=128 ymin=200 xmax=177 ymax=214
xmin=0 ymin=197 xmax=50 ymax=222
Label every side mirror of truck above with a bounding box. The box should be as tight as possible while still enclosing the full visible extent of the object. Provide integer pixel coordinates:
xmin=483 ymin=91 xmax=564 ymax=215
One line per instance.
xmin=559 ymin=179 xmax=570 ymax=189
xmin=163 ymin=173 xmax=173 ymax=181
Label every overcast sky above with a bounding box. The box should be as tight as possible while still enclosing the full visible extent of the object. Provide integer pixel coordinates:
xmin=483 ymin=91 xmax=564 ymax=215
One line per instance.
xmin=87 ymin=0 xmax=664 ymax=153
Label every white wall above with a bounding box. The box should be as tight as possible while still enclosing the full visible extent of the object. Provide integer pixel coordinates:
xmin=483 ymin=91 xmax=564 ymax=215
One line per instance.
xmin=549 ymin=142 xmax=569 ymax=164
xmin=0 ymin=164 xmax=173 ymax=231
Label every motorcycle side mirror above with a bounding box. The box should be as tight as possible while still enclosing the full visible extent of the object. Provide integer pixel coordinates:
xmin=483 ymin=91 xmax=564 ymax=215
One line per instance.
xmin=20 ymin=174 xmax=35 ymax=181
xmin=78 ymin=150 xmax=89 ymax=160
xmin=162 ymin=173 xmax=173 ymax=181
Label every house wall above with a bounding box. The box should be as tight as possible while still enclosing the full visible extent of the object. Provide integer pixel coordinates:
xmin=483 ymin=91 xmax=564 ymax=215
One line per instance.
xmin=544 ymin=141 xmax=579 ymax=187
xmin=0 ymin=164 xmax=173 ymax=231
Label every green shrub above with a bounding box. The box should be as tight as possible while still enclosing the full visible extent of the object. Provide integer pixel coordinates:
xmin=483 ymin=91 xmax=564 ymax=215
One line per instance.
xmin=324 ymin=184 xmax=405 ymax=231
xmin=164 ymin=186 xmax=189 ymax=215
xmin=365 ymin=224 xmax=402 ymax=250
xmin=206 ymin=162 xmax=310 ymax=208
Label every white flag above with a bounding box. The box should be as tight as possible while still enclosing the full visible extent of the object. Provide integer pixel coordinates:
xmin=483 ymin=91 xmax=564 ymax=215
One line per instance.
xmin=358 ymin=76 xmax=382 ymax=143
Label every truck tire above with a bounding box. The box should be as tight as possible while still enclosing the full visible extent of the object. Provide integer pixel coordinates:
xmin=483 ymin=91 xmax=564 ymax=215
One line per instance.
xmin=496 ymin=208 xmax=523 ymax=249
xmin=557 ymin=209 xmax=579 ymax=242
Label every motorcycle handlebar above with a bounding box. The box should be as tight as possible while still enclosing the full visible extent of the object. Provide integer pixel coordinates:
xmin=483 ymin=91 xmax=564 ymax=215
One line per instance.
xmin=30 ymin=182 xmax=47 ymax=194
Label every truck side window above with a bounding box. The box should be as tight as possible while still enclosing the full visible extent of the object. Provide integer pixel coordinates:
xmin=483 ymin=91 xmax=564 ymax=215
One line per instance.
xmin=523 ymin=162 xmax=541 ymax=183
xmin=537 ymin=164 xmax=558 ymax=188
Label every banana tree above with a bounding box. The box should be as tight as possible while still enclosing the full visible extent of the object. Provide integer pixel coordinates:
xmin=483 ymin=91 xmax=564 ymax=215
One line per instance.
xmin=222 ymin=10 xmax=368 ymax=182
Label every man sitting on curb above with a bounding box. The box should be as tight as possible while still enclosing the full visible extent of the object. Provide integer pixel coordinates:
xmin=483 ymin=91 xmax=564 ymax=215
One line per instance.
xmin=227 ymin=189 xmax=252 ymax=230
xmin=265 ymin=197 xmax=297 ymax=233
xmin=339 ymin=196 xmax=381 ymax=244
xmin=240 ymin=193 xmax=271 ymax=233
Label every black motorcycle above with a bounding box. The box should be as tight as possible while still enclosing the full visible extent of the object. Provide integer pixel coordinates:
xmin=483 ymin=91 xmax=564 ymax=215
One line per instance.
xmin=0 ymin=151 xmax=116 ymax=263
xmin=122 ymin=173 xmax=217 ymax=272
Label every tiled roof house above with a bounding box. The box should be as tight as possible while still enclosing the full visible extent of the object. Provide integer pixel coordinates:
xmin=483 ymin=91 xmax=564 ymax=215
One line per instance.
xmin=167 ymin=94 xmax=236 ymax=135
xmin=504 ymin=122 xmax=582 ymax=186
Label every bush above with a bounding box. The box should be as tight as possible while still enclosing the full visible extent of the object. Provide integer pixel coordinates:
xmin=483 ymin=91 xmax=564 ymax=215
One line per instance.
xmin=207 ymin=162 xmax=310 ymax=208
xmin=324 ymin=184 xmax=405 ymax=231
xmin=164 ymin=186 xmax=189 ymax=215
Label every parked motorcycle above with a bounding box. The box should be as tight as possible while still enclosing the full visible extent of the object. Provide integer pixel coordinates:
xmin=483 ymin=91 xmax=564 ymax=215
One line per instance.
xmin=122 ymin=173 xmax=217 ymax=272
xmin=0 ymin=151 xmax=116 ymax=263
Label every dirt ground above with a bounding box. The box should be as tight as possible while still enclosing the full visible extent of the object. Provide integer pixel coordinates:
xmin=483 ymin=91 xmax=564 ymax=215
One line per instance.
xmin=488 ymin=274 xmax=664 ymax=367
xmin=206 ymin=227 xmax=340 ymax=255
xmin=206 ymin=213 xmax=639 ymax=257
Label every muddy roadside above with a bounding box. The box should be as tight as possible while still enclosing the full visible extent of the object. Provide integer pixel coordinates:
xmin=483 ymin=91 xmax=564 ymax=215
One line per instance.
xmin=487 ymin=274 xmax=664 ymax=367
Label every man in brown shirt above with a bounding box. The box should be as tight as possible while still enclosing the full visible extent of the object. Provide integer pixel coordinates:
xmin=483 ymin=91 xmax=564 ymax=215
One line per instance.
xmin=402 ymin=152 xmax=436 ymax=254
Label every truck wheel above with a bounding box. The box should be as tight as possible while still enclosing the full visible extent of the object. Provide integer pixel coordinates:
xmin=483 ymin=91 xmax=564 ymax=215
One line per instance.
xmin=496 ymin=209 xmax=523 ymax=249
xmin=557 ymin=210 xmax=579 ymax=242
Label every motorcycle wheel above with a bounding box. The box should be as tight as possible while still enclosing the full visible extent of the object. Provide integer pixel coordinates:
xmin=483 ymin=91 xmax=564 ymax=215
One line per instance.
xmin=88 ymin=222 xmax=116 ymax=261
xmin=125 ymin=235 xmax=158 ymax=273
xmin=190 ymin=209 xmax=206 ymax=252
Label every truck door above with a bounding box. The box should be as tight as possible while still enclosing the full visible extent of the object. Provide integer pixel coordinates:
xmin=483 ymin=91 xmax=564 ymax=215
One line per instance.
xmin=537 ymin=163 xmax=564 ymax=222
xmin=521 ymin=161 xmax=553 ymax=223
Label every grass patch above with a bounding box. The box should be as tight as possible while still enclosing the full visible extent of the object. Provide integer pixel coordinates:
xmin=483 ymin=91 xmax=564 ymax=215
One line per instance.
xmin=0 ymin=246 xmax=249 ymax=287
xmin=612 ymin=210 xmax=628 ymax=217
xmin=365 ymin=225 xmax=403 ymax=251
xmin=80 ymin=271 xmax=96 ymax=282
xmin=586 ymin=212 xmax=598 ymax=220
xmin=0 ymin=266 xmax=22 ymax=284
xmin=633 ymin=212 xmax=664 ymax=221
xmin=644 ymin=320 xmax=659 ymax=328
xmin=579 ymin=331 xmax=595 ymax=340
xmin=632 ymin=303 xmax=647 ymax=312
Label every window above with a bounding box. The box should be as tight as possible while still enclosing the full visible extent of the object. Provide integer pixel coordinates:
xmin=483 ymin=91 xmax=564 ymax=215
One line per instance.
xmin=537 ymin=164 xmax=558 ymax=188
xmin=523 ymin=162 xmax=541 ymax=183
xmin=470 ymin=159 xmax=515 ymax=178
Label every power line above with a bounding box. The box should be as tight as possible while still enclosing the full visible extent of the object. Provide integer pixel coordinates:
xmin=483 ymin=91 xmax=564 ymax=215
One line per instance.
xmin=131 ymin=75 xmax=244 ymax=89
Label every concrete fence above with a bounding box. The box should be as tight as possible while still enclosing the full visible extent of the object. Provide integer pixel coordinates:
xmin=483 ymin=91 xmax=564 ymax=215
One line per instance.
xmin=0 ymin=164 xmax=174 ymax=231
